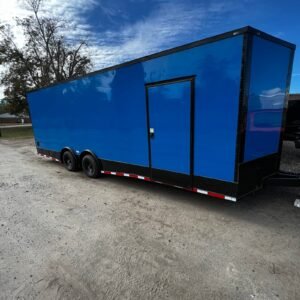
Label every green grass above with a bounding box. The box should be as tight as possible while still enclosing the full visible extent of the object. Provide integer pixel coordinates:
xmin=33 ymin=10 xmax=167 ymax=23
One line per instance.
xmin=0 ymin=126 xmax=33 ymax=138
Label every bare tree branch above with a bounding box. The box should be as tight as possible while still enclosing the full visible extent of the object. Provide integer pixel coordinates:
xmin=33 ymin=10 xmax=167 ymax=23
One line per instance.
xmin=0 ymin=0 xmax=92 ymax=115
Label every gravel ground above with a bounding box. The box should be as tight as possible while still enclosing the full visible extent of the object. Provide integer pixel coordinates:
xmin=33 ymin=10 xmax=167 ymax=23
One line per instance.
xmin=0 ymin=138 xmax=299 ymax=300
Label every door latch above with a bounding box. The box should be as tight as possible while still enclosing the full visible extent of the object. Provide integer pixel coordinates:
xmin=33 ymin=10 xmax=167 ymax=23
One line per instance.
xmin=149 ymin=128 xmax=155 ymax=137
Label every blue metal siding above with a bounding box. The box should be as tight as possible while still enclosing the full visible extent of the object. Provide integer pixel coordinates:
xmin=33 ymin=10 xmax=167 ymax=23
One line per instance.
xmin=148 ymin=81 xmax=191 ymax=174
xmin=243 ymin=36 xmax=292 ymax=162
xmin=28 ymin=35 xmax=243 ymax=182
xmin=142 ymin=36 xmax=243 ymax=181
xmin=29 ymin=65 xmax=150 ymax=166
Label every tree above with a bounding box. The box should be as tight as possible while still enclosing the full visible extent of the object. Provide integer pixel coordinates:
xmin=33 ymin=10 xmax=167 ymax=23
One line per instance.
xmin=0 ymin=0 xmax=92 ymax=115
xmin=0 ymin=98 xmax=8 ymax=114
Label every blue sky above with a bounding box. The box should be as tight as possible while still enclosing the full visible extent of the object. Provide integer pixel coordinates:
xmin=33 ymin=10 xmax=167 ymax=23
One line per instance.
xmin=0 ymin=0 xmax=299 ymax=95
xmin=65 ymin=0 xmax=300 ymax=92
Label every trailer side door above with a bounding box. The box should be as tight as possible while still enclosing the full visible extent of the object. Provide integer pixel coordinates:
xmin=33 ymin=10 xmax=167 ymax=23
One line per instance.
xmin=146 ymin=77 xmax=194 ymax=187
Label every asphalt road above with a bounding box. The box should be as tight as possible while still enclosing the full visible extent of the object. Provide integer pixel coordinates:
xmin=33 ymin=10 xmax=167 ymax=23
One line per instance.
xmin=0 ymin=138 xmax=299 ymax=299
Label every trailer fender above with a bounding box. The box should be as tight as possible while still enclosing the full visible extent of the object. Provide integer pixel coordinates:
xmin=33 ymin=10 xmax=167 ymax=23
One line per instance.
xmin=79 ymin=150 xmax=102 ymax=170
xmin=60 ymin=147 xmax=77 ymax=160
xmin=61 ymin=147 xmax=80 ymax=166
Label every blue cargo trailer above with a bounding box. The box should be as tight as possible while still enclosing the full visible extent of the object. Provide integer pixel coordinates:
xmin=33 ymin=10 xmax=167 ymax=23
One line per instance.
xmin=27 ymin=26 xmax=295 ymax=202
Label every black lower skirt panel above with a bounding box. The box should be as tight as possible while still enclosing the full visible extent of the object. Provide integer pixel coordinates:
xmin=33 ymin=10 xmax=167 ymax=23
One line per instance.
xmin=37 ymin=147 xmax=239 ymax=198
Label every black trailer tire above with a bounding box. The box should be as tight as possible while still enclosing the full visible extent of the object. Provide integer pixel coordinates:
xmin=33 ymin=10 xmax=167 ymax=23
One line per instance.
xmin=62 ymin=151 xmax=78 ymax=171
xmin=82 ymin=154 xmax=101 ymax=178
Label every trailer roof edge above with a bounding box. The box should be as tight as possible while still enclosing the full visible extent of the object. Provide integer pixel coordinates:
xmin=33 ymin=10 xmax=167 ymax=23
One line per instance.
xmin=27 ymin=26 xmax=296 ymax=94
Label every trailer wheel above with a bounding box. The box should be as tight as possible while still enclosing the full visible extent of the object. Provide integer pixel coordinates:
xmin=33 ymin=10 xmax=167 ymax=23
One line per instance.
xmin=82 ymin=154 xmax=100 ymax=178
xmin=62 ymin=151 xmax=77 ymax=171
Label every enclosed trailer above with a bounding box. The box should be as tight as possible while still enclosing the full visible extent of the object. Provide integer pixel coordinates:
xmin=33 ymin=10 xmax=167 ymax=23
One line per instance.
xmin=27 ymin=26 xmax=295 ymax=202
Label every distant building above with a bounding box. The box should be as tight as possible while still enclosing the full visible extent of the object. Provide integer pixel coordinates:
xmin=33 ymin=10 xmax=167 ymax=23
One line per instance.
xmin=0 ymin=112 xmax=30 ymax=124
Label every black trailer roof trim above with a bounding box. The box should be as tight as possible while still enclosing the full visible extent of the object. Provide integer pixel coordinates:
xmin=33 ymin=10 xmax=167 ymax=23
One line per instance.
xmin=27 ymin=26 xmax=296 ymax=94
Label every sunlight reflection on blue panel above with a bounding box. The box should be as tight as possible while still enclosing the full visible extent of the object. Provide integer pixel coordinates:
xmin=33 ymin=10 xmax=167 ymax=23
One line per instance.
xmin=243 ymin=36 xmax=292 ymax=162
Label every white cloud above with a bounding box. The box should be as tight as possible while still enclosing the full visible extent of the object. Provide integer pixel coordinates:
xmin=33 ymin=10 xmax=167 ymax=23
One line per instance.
xmin=84 ymin=0 xmax=244 ymax=69
xmin=0 ymin=0 xmax=247 ymax=98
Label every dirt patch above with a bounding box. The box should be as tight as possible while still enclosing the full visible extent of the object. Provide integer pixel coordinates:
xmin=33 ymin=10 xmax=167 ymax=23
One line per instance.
xmin=1 ymin=138 xmax=300 ymax=299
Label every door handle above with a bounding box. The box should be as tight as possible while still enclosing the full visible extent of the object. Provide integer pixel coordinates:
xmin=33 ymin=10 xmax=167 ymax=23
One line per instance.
xmin=149 ymin=128 xmax=155 ymax=137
